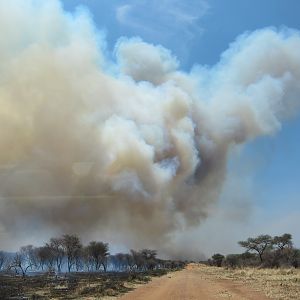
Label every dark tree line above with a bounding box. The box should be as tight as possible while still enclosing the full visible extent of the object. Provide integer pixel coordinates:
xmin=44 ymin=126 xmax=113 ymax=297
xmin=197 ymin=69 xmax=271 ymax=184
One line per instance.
xmin=0 ymin=234 xmax=185 ymax=276
xmin=209 ymin=233 xmax=300 ymax=268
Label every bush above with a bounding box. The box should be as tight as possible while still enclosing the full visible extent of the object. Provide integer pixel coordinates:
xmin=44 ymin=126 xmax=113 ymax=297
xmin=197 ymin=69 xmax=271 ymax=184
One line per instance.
xmin=211 ymin=254 xmax=224 ymax=267
xmin=225 ymin=254 xmax=240 ymax=268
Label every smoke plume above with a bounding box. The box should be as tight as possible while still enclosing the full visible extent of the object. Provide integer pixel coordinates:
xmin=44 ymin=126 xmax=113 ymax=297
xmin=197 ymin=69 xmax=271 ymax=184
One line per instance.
xmin=1 ymin=0 xmax=300 ymax=254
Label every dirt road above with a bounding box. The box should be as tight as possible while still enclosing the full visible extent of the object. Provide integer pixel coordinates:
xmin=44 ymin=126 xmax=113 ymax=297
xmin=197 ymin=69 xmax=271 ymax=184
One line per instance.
xmin=118 ymin=264 xmax=269 ymax=300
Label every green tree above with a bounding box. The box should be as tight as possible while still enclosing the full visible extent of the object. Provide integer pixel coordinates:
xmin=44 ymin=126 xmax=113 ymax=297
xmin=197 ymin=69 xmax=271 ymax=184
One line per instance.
xmin=211 ymin=253 xmax=224 ymax=267
xmin=238 ymin=234 xmax=272 ymax=262
xmin=272 ymin=233 xmax=293 ymax=250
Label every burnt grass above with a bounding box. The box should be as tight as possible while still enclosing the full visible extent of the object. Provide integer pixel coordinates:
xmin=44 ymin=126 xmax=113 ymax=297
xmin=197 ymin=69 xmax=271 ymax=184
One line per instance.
xmin=0 ymin=269 xmax=169 ymax=299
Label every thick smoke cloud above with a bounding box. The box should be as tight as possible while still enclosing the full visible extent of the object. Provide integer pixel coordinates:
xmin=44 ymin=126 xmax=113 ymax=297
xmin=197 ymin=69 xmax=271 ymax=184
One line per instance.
xmin=1 ymin=0 xmax=300 ymax=254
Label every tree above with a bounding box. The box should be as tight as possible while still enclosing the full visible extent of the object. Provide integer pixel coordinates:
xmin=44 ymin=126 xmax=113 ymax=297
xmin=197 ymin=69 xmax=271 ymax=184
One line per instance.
xmin=62 ymin=234 xmax=82 ymax=272
xmin=225 ymin=254 xmax=240 ymax=268
xmin=36 ymin=246 xmax=55 ymax=271
xmin=272 ymin=233 xmax=293 ymax=250
xmin=75 ymin=248 xmax=84 ymax=272
xmin=124 ymin=253 xmax=135 ymax=271
xmin=141 ymin=249 xmax=158 ymax=270
xmin=211 ymin=253 xmax=224 ymax=267
xmin=262 ymin=234 xmax=294 ymax=267
xmin=238 ymin=234 xmax=273 ymax=262
xmin=47 ymin=237 xmax=65 ymax=272
xmin=112 ymin=253 xmax=127 ymax=271
xmin=82 ymin=247 xmax=94 ymax=271
xmin=0 ymin=251 xmax=7 ymax=271
xmin=86 ymin=241 xmax=109 ymax=272
xmin=288 ymin=248 xmax=300 ymax=268
xmin=131 ymin=250 xmax=147 ymax=270
xmin=10 ymin=245 xmax=37 ymax=276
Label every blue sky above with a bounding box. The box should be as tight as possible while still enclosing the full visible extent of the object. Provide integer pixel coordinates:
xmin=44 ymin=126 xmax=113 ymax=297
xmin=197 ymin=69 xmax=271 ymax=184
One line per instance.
xmin=62 ymin=0 xmax=300 ymax=67
xmin=61 ymin=0 xmax=300 ymax=247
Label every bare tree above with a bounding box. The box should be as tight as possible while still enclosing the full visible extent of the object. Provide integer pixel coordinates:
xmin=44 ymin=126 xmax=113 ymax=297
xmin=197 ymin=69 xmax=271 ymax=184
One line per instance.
xmin=238 ymin=234 xmax=273 ymax=262
xmin=10 ymin=245 xmax=37 ymax=276
xmin=86 ymin=241 xmax=109 ymax=272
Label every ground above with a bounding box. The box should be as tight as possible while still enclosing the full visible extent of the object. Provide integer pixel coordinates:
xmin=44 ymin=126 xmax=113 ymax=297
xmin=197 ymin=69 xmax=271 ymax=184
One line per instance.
xmin=1 ymin=264 xmax=300 ymax=299
xmin=118 ymin=264 xmax=300 ymax=300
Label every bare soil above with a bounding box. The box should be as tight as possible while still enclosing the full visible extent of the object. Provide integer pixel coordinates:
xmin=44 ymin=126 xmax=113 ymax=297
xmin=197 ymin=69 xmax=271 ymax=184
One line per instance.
xmin=118 ymin=264 xmax=270 ymax=300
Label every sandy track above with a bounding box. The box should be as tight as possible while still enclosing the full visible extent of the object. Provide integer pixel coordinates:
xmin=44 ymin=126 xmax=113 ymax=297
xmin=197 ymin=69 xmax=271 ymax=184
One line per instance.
xmin=118 ymin=265 xmax=269 ymax=300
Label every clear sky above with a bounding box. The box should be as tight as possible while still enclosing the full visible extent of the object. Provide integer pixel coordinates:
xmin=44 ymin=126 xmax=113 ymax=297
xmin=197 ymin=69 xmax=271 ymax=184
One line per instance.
xmin=59 ymin=0 xmax=300 ymax=250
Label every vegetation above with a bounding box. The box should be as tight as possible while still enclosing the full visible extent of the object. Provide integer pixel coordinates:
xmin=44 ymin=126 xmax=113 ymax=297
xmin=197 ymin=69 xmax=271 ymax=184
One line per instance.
xmin=0 ymin=269 xmax=172 ymax=299
xmin=1 ymin=232 xmax=299 ymax=298
xmin=199 ymin=264 xmax=300 ymax=300
xmin=209 ymin=233 xmax=300 ymax=269
xmin=210 ymin=253 xmax=224 ymax=267
xmin=0 ymin=234 xmax=186 ymax=299
xmin=238 ymin=234 xmax=273 ymax=262
xmin=206 ymin=234 xmax=300 ymax=299
xmin=0 ymin=234 xmax=185 ymax=275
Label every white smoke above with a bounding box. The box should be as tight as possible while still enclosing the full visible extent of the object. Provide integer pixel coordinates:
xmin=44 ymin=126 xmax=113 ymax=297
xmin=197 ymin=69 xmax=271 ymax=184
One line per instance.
xmin=0 ymin=0 xmax=300 ymax=255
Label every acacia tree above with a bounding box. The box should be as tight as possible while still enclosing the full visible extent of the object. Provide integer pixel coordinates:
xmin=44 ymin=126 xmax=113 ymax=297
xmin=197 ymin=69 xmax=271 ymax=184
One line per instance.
xmin=46 ymin=237 xmax=65 ymax=272
xmin=273 ymin=233 xmax=293 ymax=250
xmin=36 ymin=246 xmax=55 ymax=271
xmin=238 ymin=234 xmax=273 ymax=262
xmin=62 ymin=234 xmax=82 ymax=272
xmin=141 ymin=249 xmax=157 ymax=270
xmin=112 ymin=253 xmax=127 ymax=271
xmin=131 ymin=250 xmax=145 ymax=270
xmin=125 ymin=253 xmax=135 ymax=271
xmin=82 ymin=247 xmax=94 ymax=271
xmin=86 ymin=241 xmax=109 ymax=272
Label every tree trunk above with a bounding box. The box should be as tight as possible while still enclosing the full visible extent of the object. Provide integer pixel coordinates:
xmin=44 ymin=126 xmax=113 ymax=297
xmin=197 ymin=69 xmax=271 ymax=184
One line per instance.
xmin=102 ymin=262 xmax=107 ymax=272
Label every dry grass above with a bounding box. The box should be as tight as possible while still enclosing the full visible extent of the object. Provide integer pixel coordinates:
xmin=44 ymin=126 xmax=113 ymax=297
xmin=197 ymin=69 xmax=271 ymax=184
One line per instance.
xmin=197 ymin=264 xmax=300 ymax=299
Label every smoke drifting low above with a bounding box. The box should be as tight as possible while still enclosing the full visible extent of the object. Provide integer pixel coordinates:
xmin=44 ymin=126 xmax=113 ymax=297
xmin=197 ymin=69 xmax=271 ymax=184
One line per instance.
xmin=1 ymin=0 xmax=300 ymax=254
